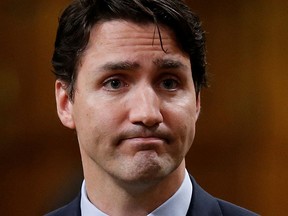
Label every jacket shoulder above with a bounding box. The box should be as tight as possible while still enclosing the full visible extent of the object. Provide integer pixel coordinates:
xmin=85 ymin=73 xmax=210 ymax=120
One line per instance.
xmin=187 ymin=175 xmax=259 ymax=216
xmin=217 ymin=199 xmax=259 ymax=216
xmin=45 ymin=194 xmax=81 ymax=216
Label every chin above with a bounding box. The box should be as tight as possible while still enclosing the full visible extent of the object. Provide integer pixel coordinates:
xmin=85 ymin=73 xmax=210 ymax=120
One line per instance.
xmin=117 ymin=154 xmax=176 ymax=185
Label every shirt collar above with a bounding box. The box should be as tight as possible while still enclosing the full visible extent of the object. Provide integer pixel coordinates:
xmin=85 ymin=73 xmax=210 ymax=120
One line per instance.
xmin=80 ymin=180 xmax=108 ymax=216
xmin=80 ymin=170 xmax=193 ymax=216
xmin=148 ymin=170 xmax=192 ymax=216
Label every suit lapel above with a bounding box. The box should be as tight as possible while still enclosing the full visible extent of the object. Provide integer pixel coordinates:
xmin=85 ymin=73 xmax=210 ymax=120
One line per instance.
xmin=186 ymin=175 xmax=223 ymax=216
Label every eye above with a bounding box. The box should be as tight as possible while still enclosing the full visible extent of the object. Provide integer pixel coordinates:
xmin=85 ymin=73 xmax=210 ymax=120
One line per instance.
xmin=159 ymin=78 xmax=179 ymax=91
xmin=103 ymin=78 xmax=128 ymax=91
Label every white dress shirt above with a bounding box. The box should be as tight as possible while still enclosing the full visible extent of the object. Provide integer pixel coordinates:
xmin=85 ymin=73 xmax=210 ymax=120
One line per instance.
xmin=80 ymin=170 xmax=193 ymax=216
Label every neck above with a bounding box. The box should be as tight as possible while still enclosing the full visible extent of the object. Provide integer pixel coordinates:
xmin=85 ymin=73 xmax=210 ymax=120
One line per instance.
xmin=83 ymin=159 xmax=186 ymax=216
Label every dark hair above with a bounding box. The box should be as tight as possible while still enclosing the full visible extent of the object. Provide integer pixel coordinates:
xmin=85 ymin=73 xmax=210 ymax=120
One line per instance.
xmin=52 ymin=0 xmax=207 ymax=100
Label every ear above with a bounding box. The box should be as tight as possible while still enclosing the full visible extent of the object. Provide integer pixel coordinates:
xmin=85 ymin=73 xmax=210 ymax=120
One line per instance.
xmin=195 ymin=92 xmax=201 ymax=120
xmin=55 ymin=80 xmax=75 ymax=129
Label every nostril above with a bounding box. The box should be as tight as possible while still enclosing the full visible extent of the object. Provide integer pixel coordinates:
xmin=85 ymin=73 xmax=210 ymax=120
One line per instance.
xmin=129 ymin=103 xmax=163 ymax=127
xmin=142 ymin=114 xmax=163 ymax=127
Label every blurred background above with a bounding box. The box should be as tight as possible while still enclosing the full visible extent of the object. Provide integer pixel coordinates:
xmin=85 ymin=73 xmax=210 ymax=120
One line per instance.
xmin=0 ymin=0 xmax=287 ymax=215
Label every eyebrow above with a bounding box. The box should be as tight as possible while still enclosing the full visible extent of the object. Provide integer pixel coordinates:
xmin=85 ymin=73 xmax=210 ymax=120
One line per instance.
xmin=99 ymin=61 xmax=140 ymax=72
xmin=153 ymin=58 xmax=188 ymax=70
xmin=98 ymin=58 xmax=187 ymax=73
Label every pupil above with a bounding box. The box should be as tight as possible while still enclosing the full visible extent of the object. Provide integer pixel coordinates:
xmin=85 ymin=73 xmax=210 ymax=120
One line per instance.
xmin=111 ymin=80 xmax=121 ymax=89
xmin=164 ymin=80 xmax=173 ymax=89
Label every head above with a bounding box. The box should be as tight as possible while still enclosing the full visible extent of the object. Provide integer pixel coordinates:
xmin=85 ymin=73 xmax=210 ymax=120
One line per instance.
xmin=52 ymin=0 xmax=207 ymax=101
xmin=53 ymin=0 xmax=206 ymax=192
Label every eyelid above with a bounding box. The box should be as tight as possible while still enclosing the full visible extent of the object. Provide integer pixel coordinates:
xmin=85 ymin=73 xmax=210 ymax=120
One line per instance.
xmin=159 ymin=73 xmax=181 ymax=83
xmin=102 ymin=76 xmax=129 ymax=91
xmin=157 ymin=74 xmax=181 ymax=91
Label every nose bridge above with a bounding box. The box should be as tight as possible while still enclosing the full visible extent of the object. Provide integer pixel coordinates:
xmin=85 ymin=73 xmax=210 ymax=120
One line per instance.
xmin=129 ymin=84 xmax=163 ymax=126
xmin=139 ymin=85 xmax=157 ymax=108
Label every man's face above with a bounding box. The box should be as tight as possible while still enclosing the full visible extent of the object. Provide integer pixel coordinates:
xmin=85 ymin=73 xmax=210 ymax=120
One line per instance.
xmin=56 ymin=20 xmax=200 ymax=185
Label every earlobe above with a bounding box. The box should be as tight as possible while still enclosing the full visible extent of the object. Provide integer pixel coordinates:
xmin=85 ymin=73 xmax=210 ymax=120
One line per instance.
xmin=55 ymin=80 xmax=75 ymax=129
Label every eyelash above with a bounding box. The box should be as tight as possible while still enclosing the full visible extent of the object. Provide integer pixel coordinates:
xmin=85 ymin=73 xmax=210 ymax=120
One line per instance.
xmin=158 ymin=77 xmax=180 ymax=91
xmin=103 ymin=77 xmax=128 ymax=91
xmin=102 ymin=74 xmax=181 ymax=92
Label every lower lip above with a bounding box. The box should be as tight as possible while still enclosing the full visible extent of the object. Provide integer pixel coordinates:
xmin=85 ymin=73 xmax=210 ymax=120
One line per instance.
xmin=120 ymin=137 xmax=165 ymax=149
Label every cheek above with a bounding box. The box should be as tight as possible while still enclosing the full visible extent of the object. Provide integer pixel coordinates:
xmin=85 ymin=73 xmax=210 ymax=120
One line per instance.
xmin=164 ymin=101 xmax=197 ymax=148
xmin=74 ymin=100 xmax=124 ymax=145
xmin=177 ymin=117 xmax=195 ymax=148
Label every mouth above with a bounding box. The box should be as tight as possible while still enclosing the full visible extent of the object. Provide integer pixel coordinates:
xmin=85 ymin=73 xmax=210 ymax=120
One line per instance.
xmin=115 ymin=128 xmax=173 ymax=150
xmin=117 ymin=133 xmax=170 ymax=152
xmin=124 ymin=136 xmax=166 ymax=145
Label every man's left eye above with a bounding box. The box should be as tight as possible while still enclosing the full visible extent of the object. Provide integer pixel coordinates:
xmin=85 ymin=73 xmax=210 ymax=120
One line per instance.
xmin=160 ymin=79 xmax=179 ymax=90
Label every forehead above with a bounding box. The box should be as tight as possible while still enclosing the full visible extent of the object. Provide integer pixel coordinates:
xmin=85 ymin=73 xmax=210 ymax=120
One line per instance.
xmin=85 ymin=20 xmax=186 ymax=57
xmin=75 ymin=20 xmax=193 ymax=91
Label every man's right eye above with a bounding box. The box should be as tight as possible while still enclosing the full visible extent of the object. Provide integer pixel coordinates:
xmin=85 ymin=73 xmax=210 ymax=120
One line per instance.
xmin=103 ymin=78 xmax=127 ymax=91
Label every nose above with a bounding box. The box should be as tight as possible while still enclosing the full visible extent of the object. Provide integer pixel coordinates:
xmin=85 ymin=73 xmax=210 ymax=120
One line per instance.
xmin=128 ymin=86 xmax=163 ymax=127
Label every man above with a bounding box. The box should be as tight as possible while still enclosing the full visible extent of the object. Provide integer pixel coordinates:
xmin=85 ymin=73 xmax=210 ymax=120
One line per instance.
xmin=47 ymin=0 xmax=258 ymax=215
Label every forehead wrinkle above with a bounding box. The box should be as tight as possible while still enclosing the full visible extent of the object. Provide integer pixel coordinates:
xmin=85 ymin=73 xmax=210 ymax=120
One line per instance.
xmin=96 ymin=22 xmax=175 ymax=49
xmin=107 ymin=36 xmax=174 ymax=50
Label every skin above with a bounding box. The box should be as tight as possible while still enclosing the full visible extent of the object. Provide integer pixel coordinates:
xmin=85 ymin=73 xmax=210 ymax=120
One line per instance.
xmin=56 ymin=20 xmax=200 ymax=216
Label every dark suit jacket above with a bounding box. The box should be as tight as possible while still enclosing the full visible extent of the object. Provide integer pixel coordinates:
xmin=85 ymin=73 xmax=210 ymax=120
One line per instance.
xmin=45 ymin=176 xmax=258 ymax=216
